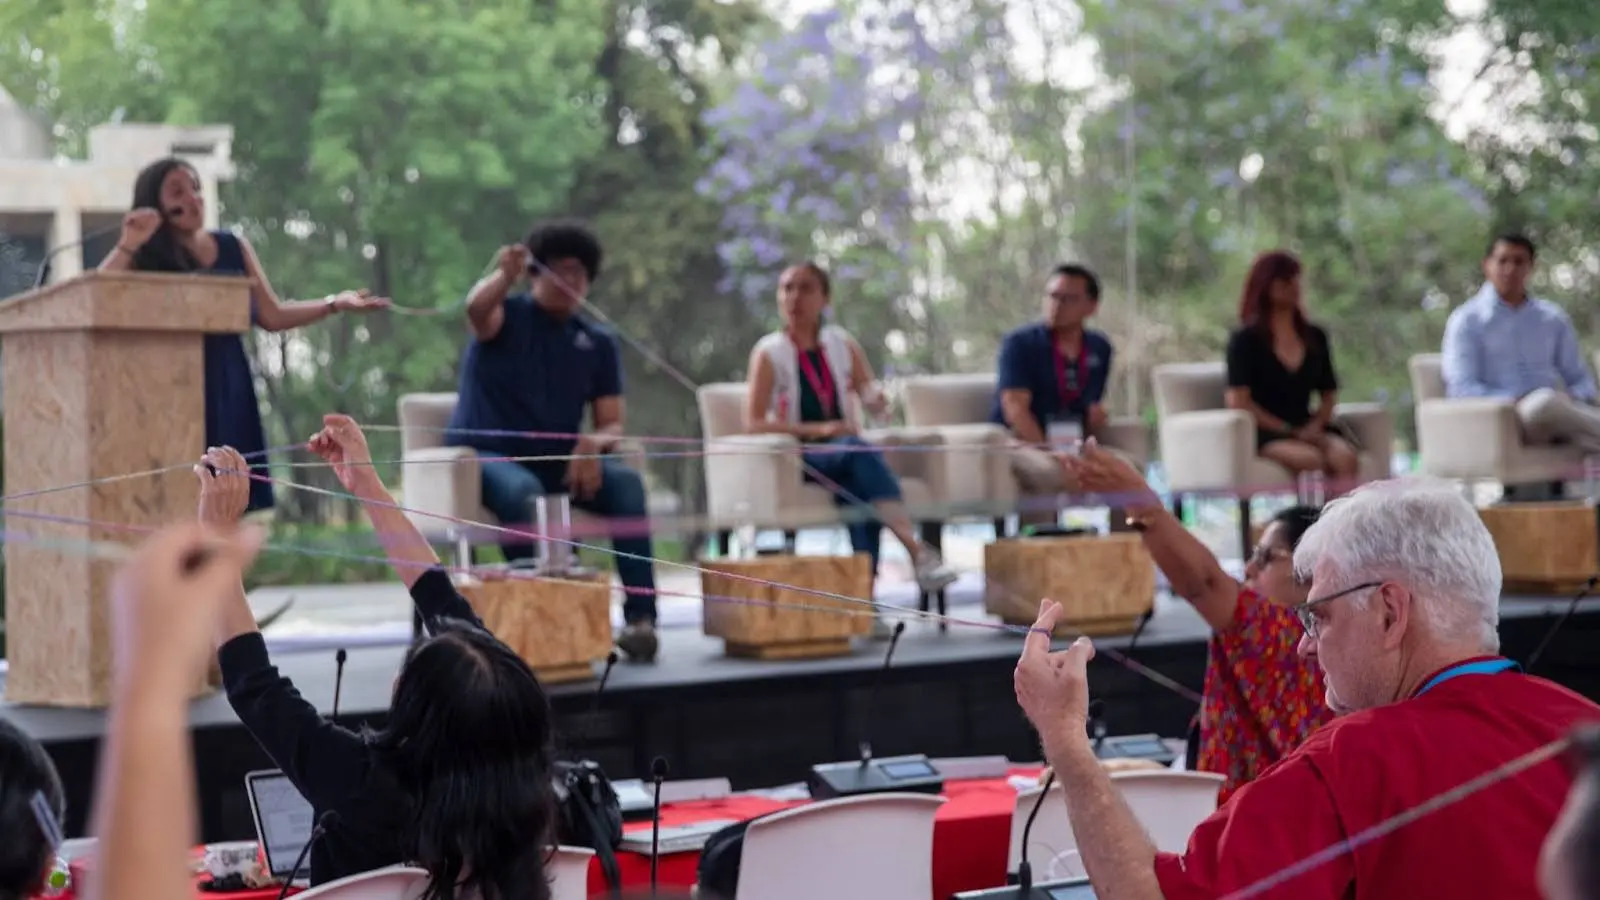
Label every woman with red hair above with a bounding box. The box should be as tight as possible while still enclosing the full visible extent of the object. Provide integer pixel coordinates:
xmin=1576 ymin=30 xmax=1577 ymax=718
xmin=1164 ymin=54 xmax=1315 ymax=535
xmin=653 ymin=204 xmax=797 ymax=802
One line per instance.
xmin=1224 ymin=251 xmax=1359 ymax=485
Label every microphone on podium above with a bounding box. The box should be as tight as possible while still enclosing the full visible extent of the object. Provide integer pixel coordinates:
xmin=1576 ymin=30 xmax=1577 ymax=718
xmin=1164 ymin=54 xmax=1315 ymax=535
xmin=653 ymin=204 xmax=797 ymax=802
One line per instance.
xmin=808 ymin=618 xmax=944 ymax=799
xmin=331 ymin=648 xmax=348 ymax=719
xmin=1014 ymin=769 xmax=1057 ymax=899
xmin=30 ymin=223 xmax=124 ymax=288
xmin=649 ymin=757 xmax=669 ymax=897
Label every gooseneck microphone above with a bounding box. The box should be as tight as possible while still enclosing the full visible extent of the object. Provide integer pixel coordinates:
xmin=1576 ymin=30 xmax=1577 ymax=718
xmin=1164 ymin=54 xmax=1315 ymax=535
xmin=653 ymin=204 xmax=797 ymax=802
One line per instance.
xmin=649 ymin=757 xmax=669 ymax=897
xmin=593 ymin=650 xmax=620 ymax=713
xmin=1015 ymin=770 xmax=1056 ymax=898
xmin=276 ymin=811 xmax=337 ymax=900
xmin=331 ymin=648 xmax=348 ymax=718
xmin=30 ymin=222 xmax=124 ymax=288
xmin=860 ymin=620 xmax=906 ymax=767
xmin=1527 ymin=574 xmax=1599 ymax=674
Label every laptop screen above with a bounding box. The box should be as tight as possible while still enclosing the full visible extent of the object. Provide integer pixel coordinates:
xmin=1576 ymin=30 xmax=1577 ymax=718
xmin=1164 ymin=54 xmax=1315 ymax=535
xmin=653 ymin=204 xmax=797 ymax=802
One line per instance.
xmin=245 ymin=770 xmax=315 ymax=876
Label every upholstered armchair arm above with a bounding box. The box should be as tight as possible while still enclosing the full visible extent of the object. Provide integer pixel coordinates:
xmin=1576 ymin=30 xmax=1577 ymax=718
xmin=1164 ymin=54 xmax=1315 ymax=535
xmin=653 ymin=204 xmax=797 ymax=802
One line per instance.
xmin=1098 ymin=417 xmax=1151 ymax=470
xmin=1158 ymin=409 xmax=1256 ymax=492
xmin=896 ymin=422 xmax=1016 ymax=515
xmin=1414 ymin=397 xmax=1522 ymax=480
xmin=1333 ymin=402 xmax=1394 ymax=480
xmin=400 ymin=445 xmax=481 ymax=531
xmin=703 ymin=433 xmax=802 ymax=526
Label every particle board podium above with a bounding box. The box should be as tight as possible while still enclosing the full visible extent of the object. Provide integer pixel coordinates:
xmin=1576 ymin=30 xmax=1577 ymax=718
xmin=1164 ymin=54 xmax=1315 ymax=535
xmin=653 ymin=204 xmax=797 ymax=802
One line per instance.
xmin=0 ymin=271 xmax=251 ymax=707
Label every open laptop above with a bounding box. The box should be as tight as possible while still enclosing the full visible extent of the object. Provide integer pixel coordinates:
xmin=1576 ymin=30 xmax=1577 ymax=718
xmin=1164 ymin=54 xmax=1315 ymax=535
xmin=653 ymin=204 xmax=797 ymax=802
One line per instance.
xmin=244 ymin=769 xmax=316 ymax=886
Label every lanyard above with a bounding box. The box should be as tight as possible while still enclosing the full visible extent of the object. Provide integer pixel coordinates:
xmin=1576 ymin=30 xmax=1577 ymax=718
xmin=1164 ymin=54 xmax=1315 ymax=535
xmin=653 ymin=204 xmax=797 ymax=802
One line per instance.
xmin=1414 ymin=658 xmax=1520 ymax=698
xmin=1051 ymin=338 xmax=1091 ymax=409
xmin=793 ymin=337 xmax=837 ymax=419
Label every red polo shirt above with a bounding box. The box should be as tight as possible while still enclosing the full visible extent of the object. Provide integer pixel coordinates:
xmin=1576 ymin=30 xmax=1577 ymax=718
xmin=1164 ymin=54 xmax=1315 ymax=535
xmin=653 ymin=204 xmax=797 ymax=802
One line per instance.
xmin=1153 ymin=659 xmax=1600 ymax=900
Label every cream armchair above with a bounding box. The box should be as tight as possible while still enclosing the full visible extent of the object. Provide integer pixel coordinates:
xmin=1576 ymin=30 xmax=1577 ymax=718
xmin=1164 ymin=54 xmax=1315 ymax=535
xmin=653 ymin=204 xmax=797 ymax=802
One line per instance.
xmin=695 ymin=382 xmax=951 ymax=617
xmin=1152 ymin=362 xmax=1393 ymax=549
xmin=1409 ymin=353 xmax=1585 ymax=486
xmin=899 ymin=372 xmax=1151 ymax=531
xmin=396 ymin=392 xmax=648 ymax=560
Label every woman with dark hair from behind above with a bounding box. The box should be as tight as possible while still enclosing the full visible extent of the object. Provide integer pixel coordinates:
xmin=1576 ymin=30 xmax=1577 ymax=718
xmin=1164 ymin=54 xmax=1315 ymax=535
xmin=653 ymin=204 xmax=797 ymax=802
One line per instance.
xmin=199 ymin=417 xmax=555 ymax=899
xmin=98 ymin=157 xmax=389 ymax=513
xmin=1542 ymin=725 xmax=1600 ymax=900
xmin=1063 ymin=441 xmax=1332 ymax=803
xmin=1225 ymin=250 xmax=1360 ymax=490
xmin=0 ymin=719 xmax=66 ymax=900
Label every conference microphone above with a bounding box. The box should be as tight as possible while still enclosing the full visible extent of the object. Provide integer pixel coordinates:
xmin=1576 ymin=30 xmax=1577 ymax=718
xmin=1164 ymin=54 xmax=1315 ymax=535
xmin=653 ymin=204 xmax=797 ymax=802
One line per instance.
xmin=809 ymin=619 xmax=944 ymax=798
xmin=649 ymin=757 xmax=669 ymax=898
xmin=593 ymin=650 xmax=620 ymax=713
xmin=1527 ymin=574 xmax=1599 ymax=674
xmin=860 ymin=620 xmax=906 ymax=767
xmin=30 ymin=222 xmax=124 ymax=288
xmin=331 ymin=648 xmax=348 ymax=719
xmin=1014 ymin=769 xmax=1057 ymax=899
xmin=276 ymin=811 xmax=336 ymax=900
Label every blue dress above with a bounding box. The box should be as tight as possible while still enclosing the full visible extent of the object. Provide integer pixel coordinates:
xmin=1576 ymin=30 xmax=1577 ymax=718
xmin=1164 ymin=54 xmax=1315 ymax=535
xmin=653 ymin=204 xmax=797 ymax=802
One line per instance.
xmin=200 ymin=232 xmax=274 ymax=512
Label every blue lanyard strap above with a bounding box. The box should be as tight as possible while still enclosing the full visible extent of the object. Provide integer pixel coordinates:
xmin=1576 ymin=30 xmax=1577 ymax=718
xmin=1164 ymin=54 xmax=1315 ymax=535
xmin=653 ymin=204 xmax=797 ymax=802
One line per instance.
xmin=1415 ymin=658 xmax=1521 ymax=697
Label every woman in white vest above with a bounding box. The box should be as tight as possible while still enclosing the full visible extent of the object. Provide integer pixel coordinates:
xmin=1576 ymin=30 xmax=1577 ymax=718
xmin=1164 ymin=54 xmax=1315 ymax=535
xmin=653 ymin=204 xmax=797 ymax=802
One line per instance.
xmin=743 ymin=261 xmax=957 ymax=598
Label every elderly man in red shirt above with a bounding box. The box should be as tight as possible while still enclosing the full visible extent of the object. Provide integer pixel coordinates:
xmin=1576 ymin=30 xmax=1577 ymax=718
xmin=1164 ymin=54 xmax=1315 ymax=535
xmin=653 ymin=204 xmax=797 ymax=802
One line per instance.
xmin=1016 ymin=478 xmax=1600 ymax=900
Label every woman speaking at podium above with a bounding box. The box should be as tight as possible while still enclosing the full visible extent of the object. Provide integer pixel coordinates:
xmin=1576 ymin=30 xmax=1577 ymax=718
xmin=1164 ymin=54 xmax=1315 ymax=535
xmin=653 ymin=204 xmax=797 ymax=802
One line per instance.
xmin=97 ymin=157 xmax=389 ymax=512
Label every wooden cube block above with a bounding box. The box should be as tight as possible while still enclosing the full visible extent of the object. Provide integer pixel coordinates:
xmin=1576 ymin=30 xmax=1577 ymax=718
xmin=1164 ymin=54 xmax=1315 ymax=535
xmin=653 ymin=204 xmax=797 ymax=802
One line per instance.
xmin=700 ymin=554 xmax=874 ymax=659
xmin=984 ymin=534 xmax=1156 ymax=636
xmin=456 ymin=571 xmax=613 ymax=683
xmin=1478 ymin=501 xmax=1599 ymax=594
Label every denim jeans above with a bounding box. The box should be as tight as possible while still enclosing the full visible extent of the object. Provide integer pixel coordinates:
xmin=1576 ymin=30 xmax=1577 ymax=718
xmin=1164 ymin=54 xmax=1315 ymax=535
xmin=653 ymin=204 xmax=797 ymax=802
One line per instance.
xmin=478 ymin=455 xmax=657 ymax=623
xmin=801 ymin=435 xmax=903 ymax=572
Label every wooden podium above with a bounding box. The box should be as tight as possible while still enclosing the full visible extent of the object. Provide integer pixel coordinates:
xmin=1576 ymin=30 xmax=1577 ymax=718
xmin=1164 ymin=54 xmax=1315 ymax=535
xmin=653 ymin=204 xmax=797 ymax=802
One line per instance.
xmin=0 ymin=271 xmax=251 ymax=707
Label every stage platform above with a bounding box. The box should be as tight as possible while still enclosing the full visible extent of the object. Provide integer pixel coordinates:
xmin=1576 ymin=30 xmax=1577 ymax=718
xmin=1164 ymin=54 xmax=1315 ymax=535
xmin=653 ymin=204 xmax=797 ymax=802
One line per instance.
xmin=5 ymin=578 xmax=1598 ymax=844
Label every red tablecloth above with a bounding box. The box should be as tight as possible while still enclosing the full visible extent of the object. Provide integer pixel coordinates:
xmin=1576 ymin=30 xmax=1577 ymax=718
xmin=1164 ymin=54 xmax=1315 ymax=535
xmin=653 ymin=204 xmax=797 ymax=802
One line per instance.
xmin=587 ymin=771 xmax=1034 ymax=900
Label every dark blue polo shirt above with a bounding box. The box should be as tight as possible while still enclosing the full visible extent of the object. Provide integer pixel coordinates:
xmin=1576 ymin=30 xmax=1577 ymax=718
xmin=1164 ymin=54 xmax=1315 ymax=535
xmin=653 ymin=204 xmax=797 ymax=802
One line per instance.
xmin=445 ymin=295 xmax=622 ymax=458
xmin=989 ymin=323 xmax=1114 ymax=429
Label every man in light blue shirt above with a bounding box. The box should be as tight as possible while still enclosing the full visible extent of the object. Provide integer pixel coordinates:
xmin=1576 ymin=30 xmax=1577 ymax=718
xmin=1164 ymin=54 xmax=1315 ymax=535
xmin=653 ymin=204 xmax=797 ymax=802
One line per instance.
xmin=1442 ymin=234 xmax=1600 ymax=452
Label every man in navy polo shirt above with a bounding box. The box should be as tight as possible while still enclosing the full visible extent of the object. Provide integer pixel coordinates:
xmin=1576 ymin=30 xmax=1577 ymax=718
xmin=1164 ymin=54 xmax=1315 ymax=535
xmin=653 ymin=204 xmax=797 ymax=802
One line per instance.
xmin=447 ymin=221 xmax=659 ymax=662
xmin=991 ymin=263 xmax=1115 ymax=525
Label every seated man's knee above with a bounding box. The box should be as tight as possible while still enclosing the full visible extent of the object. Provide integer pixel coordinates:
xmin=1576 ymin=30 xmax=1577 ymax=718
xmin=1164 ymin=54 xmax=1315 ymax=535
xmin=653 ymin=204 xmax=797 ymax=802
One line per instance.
xmin=602 ymin=463 xmax=648 ymax=512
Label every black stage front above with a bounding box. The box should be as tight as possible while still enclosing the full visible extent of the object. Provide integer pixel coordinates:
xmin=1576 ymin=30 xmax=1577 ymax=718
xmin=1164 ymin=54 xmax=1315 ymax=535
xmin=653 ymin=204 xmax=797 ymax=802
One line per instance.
xmin=5 ymin=592 xmax=1598 ymax=843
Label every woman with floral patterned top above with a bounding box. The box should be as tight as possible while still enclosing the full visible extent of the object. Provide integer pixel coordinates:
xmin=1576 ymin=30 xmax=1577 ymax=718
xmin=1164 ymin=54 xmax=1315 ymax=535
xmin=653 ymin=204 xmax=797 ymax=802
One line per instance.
xmin=1063 ymin=439 xmax=1332 ymax=803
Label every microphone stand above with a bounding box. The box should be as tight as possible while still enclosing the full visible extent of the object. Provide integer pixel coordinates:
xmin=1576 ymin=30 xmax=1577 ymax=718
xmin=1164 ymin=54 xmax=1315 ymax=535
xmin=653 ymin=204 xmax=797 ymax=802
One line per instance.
xmin=331 ymin=648 xmax=347 ymax=719
xmin=648 ymin=757 xmax=669 ymax=898
xmin=593 ymin=650 xmax=620 ymax=713
xmin=860 ymin=621 xmax=906 ymax=767
xmin=1527 ymin=575 xmax=1598 ymax=674
xmin=1015 ymin=770 xmax=1056 ymax=899
xmin=275 ymin=811 xmax=336 ymax=900
xmin=31 ymin=223 xmax=123 ymax=288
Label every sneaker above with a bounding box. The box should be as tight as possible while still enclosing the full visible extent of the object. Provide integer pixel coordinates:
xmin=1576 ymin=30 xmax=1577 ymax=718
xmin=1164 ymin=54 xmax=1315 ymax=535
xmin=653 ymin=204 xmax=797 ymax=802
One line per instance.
xmin=913 ymin=548 xmax=958 ymax=594
xmin=616 ymin=621 xmax=659 ymax=663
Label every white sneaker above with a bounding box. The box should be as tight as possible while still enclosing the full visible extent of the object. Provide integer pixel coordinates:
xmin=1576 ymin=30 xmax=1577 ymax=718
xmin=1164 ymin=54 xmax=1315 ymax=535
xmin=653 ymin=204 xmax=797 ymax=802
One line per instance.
xmin=913 ymin=548 xmax=958 ymax=594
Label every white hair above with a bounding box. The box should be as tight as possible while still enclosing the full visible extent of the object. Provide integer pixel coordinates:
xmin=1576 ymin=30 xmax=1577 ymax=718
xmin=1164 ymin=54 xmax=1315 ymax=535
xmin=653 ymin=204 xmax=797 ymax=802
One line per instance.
xmin=1293 ymin=477 xmax=1501 ymax=652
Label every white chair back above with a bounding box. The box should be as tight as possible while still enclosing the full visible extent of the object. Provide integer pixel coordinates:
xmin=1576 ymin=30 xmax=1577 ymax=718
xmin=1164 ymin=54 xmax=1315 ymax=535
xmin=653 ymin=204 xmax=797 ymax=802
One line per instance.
xmin=737 ymin=793 xmax=945 ymax=900
xmin=900 ymin=372 xmax=997 ymax=427
xmin=1151 ymin=362 xmax=1228 ymax=418
xmin=1006 ymin=770 xmax=1224 ymax=879
xmin=1111 ymin=770 xmax=1224 ymax=852
xmin=547 ymin=845 xmax=595 ymax=900
xmin=398 ymin=392 xmax=458 ymax=453
xmin=291 ymin=866 xmax=431 ymax=900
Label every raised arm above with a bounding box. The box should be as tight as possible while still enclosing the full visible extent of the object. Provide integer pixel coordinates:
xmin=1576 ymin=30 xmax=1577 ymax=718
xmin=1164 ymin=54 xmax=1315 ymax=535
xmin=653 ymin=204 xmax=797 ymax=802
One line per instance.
xmin=1064 ymin=440 xmax=1244 ymax=631
xmin=309 ymin=415 xmax=482 ymax=626
xmin=96 ymin=208 xmax=161 ymax=272
xmin=198 ymin=448 xmax=370 ymax=809
xmin=90 ymin=521 xmax=264 ymax=900
xmin=465 ymin=245 xmax=528 ymax=342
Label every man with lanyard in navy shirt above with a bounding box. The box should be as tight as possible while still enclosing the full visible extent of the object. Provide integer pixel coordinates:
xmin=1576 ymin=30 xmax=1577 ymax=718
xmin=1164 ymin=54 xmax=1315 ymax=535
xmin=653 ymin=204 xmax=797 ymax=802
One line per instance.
xmin=447 ymin=221 xmax=659 ymax=662
xmin=992 ymin=263 xmax=1116 ymax=525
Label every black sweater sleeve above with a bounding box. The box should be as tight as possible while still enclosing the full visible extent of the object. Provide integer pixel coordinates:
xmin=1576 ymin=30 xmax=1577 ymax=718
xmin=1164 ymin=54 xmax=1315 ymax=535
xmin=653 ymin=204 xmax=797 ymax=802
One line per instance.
xmin=219 ymin=633 xmax=369 ymax=808
xmin=409 ymin=567 xmax=484 ymax=630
